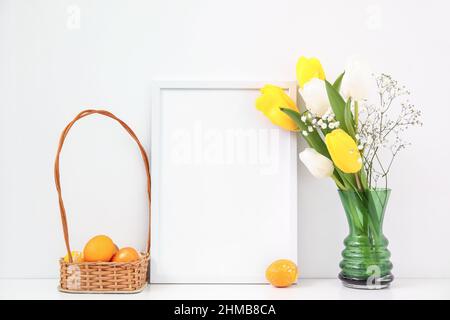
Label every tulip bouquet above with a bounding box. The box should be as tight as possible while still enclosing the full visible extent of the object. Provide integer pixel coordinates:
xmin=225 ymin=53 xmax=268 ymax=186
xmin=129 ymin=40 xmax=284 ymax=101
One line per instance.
xmin=256 ymin=56 xmax=421 ymax=289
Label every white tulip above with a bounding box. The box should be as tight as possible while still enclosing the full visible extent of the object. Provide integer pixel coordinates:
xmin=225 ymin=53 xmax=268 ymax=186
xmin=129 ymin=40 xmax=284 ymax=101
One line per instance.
xmin=341 ymin=57 xmax=373 ymax=101
xmin=299 ymin=148 xmax=334 ymax=179
xmin=299 ymin=78 xmax=331 ymax=117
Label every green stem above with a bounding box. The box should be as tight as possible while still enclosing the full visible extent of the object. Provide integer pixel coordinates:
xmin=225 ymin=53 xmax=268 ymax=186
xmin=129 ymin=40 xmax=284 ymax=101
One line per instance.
xmin=354 ymin=173 xmax=363 ymax=191
xmin=332 ymin=174 xmax=346 ymax=190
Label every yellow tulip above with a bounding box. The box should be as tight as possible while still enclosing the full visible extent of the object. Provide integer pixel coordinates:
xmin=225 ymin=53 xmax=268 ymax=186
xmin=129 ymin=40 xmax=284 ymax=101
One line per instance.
xmin=325 ymin=129 xmax=362 ymax=173
xmin=255 ymin=84 xmax=299 ymax=131
xmin=296 ymin=56 xmax=326 ymax=88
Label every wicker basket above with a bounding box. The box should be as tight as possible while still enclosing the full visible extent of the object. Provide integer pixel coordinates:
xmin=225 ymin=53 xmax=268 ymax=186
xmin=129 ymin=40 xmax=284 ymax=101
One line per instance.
xmin=54 ymin=109 xmax=151 ymax=293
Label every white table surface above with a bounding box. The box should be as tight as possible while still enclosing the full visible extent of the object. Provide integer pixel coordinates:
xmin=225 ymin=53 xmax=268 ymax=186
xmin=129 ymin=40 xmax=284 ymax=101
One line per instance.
xmin=0 ymin=279 xmax=449 ymax=300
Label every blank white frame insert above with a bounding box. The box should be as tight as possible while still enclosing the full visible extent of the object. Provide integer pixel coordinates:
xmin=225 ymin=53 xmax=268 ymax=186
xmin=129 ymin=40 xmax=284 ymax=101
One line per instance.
xmin=151 ymin=81 xmax=298 ymax=283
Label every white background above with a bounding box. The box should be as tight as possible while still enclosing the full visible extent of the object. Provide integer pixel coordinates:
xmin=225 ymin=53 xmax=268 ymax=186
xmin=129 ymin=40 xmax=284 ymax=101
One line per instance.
xmin=0 ymin=0 xmax=449 ymax=279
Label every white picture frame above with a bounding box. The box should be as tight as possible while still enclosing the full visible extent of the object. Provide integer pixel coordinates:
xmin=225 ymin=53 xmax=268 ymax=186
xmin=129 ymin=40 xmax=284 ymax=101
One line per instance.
xmin=150 ymin=81 xmax=298 ymax=283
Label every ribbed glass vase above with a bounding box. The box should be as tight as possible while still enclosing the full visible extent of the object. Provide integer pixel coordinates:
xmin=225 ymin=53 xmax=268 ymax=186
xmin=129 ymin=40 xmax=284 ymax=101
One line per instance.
xmin=338 ymin=189 xmax=393 ymax=289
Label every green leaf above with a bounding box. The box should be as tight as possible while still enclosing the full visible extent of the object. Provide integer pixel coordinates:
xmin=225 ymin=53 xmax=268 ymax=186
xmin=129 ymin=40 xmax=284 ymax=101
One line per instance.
xmin=280 ymin=108 xmax=330 ymax=157
xmin=325 ymin=80 xmax=348 ymax=133
xmin=337 ymin=169 xmax=359 ymax=193
xmin=344 ymin=98 xmax=356 ymax=138
xmin=360 ymin=169 xmax=369 ymax=189
xmin=333 ymin=72 xmax=345 ymax=91
xmin=279 ymin=108 xmax=307 ymax=131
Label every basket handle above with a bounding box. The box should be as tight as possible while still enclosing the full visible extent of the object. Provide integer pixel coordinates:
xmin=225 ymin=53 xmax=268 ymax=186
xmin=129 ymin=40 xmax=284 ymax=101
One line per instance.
xmin=54 ymin=109 xmax=151 ymax=263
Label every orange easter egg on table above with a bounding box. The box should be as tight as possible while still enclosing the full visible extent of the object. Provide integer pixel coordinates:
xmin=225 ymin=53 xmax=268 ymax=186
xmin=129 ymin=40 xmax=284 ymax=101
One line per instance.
xmin=266 ymin=259 xmax=298 ymax=288
xmin=83 ymin=235 xmax=117 ymax=262
xmin=111 ymin=247 xmax=140 ymax=263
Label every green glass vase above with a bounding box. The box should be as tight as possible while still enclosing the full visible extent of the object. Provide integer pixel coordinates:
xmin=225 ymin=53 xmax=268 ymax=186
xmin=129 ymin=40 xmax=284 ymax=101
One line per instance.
xmin=338 ymin=189 xmax=393 ymax=289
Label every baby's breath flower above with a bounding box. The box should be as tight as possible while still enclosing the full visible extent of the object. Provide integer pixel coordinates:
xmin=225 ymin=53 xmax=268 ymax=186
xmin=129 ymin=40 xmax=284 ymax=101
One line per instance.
xmin=357 ymin=73 xmax=422 ymax=189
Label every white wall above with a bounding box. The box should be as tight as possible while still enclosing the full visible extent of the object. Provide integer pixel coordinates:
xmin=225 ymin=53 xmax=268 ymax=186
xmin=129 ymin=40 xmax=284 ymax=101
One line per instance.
xmin=1 ymin=0 xmax=449 ymax=279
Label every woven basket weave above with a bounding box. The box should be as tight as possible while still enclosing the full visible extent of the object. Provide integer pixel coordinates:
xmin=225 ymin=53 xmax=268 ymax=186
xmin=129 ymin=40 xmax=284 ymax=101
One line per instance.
xmin=55 ymin=110 xmax=151 ymax=293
